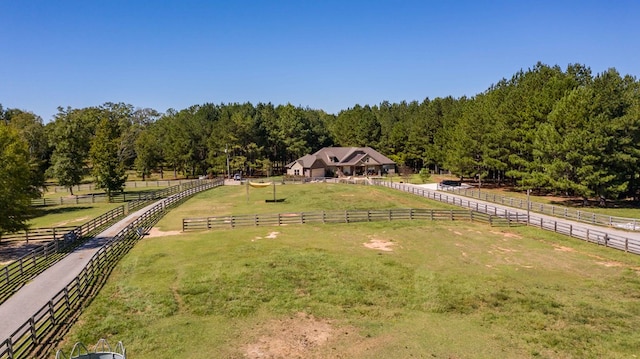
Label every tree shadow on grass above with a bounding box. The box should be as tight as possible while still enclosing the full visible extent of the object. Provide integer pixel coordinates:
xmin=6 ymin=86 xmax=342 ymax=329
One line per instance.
xmin=28 ymin=206 xmax=94 ymax=220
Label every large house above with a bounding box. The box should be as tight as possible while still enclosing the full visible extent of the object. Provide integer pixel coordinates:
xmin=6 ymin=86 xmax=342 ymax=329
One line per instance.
xmin=286 ymin=147 xmax=396 ymax=178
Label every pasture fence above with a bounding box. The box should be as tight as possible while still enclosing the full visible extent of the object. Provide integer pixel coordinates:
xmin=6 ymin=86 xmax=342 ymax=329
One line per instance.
xmin=182 ymin=208 xmax=524 ymax=231
xmin=0 ymin=178 xmax=223 ymax=359
xmin=439 ymin=185 xmax=640 ymax=231
xmin=375 ymin=181 xmax=640 ymax=255
xmin=0 ymin=206 xmax=126 ymax=305
xmin=44 ymin=179 xmax=198 ymax=194
xmin=0 ymin=179 xmax=218 ymax=307
xmin=32 ymin=179 xmax=210 ymax=207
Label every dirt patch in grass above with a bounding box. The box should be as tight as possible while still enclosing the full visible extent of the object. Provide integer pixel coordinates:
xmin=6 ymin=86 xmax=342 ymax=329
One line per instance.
xmin=363 ymin=236 xmax=395 ymax=251
xmin=54 ymin=216 xmax=89 ymax=227
xmin=490 ymin=231 xmax=522 ymax=239
xmin=146 ymin=227 xmax=182 ymax=238
xmin=243 ymin=312 xmax=357 ymax=359
xmin=254 ymin=232 xmax=280 ymax=240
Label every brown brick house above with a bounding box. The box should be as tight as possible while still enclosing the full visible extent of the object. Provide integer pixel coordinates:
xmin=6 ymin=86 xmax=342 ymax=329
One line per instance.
xmin=286 ymin=147 xmax=396 ymax=178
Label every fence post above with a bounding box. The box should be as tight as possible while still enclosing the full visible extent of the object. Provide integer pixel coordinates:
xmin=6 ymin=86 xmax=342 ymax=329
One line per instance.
xmin=489 ymin=215 xmax=493 ymax=226
xmin=430 ymin=209 xmax=434 ymax=221
xmin=569 ymin=225 xmax=573 ymax=237
xmin=29 ymin=316 xmax=37 ymax=344
xmin=604 ymin=233 xmax=609 ymax=247
xmin=625 ymin=238 xmax=629 ymax=252
xmin=49 ymin=300 xmax=56 ymax=324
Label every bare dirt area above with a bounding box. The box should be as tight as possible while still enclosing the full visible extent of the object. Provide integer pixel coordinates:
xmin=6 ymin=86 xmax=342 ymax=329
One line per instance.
xmin=0 ymin=240 xmax=50 ymax=266
xmin=53 ymin=216 xmax=89 ymax=227
xmin=145 ymin=227 xmax=182 ymax=238
xmin=363 ymin=236 xmax=395 ymax=251
xmin=243 ymin=312 xmax=364 ymax=359
xmin=254 ymin=232 xmax=280 ymax=241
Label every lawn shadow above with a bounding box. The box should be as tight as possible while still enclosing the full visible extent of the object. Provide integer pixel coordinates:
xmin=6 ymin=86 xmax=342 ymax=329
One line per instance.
xmin=29 ymin=206 xmax=94 ymax=220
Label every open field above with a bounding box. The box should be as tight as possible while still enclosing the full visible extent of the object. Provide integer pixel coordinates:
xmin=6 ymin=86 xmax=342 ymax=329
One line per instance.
xmin=27 ymin=203 xmax=123 ymax=228
xmin=55 ymin=184 xmax=640 ymax=358
xmin=156 ymin=182 xmax=458 ymax=231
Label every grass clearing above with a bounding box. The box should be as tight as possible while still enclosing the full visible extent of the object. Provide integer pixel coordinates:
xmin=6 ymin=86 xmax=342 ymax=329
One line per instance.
xmin=56 ymin=184 xmax=640 ymax=358
xmin=157 ymin=182 xmax=457 ymax=231
xmin=27 ymin=202 xmax=123 ymax=228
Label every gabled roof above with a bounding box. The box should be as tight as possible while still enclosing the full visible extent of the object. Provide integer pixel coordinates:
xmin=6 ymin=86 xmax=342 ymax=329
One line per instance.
xmin=287 ymin=147 xmax=395 ymax=169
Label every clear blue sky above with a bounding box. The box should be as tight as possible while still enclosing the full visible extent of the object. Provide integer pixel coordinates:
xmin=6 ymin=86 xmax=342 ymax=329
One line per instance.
xmin=2 ymin=0 xmax=639 ymax=122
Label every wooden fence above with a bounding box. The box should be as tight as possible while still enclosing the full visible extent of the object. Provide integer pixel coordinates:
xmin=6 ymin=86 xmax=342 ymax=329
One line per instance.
xmin=182 ymin=208 xmax=526 ymax=231
xmin=0 ymin=206 xmax=126 ymax=305
xmin=31 ymin=179 xmax=213 ymax=207
xmin=440 ymin=186 xmax=640 ymax=231
xmin=376 ymin=181 xmax=640 ymax=255
xmin=0 ymin=179 xmax=223 ymax=359
xmin=44 ymin=179 xmax=199 ymax=194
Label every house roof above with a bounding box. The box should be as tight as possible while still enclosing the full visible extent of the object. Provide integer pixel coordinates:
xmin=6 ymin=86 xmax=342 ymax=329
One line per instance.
xmin=287 ymin=147 xmax=395 ymax=169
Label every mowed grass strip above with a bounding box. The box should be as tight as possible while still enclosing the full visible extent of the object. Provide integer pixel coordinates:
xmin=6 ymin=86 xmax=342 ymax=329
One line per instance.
xmin=57 ymin=184 xmax=640 ymax=358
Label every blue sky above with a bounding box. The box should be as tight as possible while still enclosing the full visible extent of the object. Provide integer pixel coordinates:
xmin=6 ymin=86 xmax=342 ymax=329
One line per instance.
xmin=2 ymin=1 xmax=639 ymax=122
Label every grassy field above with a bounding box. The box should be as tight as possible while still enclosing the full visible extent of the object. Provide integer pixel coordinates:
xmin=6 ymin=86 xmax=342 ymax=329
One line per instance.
xmin=55 ymin=183 xmax=640 ymax=358
xmin=27 ymin=202 xmax=123 ymax=228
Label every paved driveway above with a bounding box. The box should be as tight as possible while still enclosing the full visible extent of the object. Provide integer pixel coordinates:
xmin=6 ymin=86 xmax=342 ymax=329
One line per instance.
xmin=0 ymin=200 xmax=161 ymax=342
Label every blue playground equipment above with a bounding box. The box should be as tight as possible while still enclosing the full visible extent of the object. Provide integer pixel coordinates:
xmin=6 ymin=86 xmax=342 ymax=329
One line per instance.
xmin=55 ymin=339 xmax=125 ymax=359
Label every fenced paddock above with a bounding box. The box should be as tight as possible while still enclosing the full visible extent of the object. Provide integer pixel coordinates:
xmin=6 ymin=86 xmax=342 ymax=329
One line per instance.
xmin=440 ymin=186 xmax=640 ymax=231
xmin=31 ymin=179 xmax=214 ymax=207
xmin=182 ymin=208 xmax=523 ymax=231
xmin=0 ymin=205 xmax=126 ymax=305
xmin=376 ymin=181 xmax=640 ymax=255
xmin=43 ymin=179 xmax=199 ymax=194
xmin=0 ymin=179 xmax=224 ymax=359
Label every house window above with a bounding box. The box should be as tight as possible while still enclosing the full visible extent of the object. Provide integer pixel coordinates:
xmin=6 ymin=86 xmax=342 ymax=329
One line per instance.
xmin=294 ymin=169 xmax=300 ymax=176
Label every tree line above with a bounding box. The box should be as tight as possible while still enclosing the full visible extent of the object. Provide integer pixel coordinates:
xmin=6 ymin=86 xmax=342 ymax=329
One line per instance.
xmin=2 ymin=61 xmax=640 ymax=234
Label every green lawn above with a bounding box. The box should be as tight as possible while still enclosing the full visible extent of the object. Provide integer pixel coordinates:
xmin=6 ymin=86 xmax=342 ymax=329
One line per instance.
xmin=157 ymin=182 xmax=458 ymax=231
xmin=27 ymin=203 xmax=124 ymax=228
xmin=56 ymin=184 xmax=640 ymax=358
